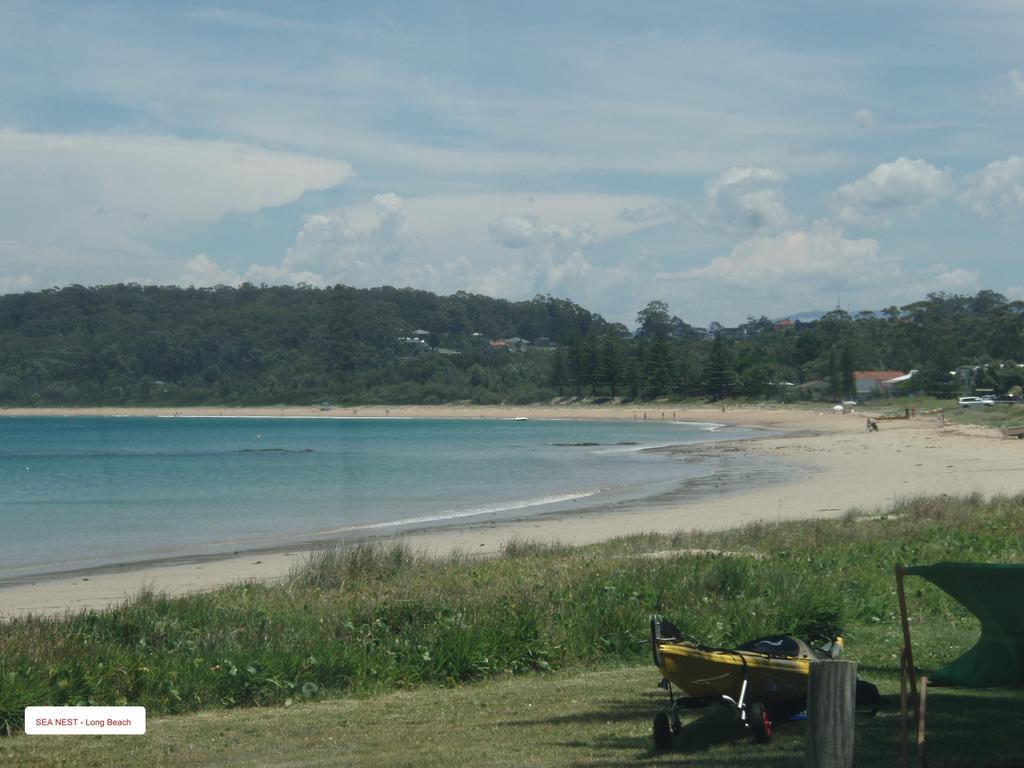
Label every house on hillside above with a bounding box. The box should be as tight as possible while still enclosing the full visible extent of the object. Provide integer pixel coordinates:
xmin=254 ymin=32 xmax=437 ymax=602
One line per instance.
xmin=854 ymin=370 xmax=907 ymax=398
xmin=882 ymin=370 xmax=917 ymax=393
xmin=503 ymin=337 xmax=531 ymax=352
xmin=398 ymin=336 xmax=430 ymax=354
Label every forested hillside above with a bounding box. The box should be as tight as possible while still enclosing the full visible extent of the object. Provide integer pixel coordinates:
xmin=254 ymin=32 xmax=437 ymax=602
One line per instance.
xmin=0 ymin=284 xmax=1022 ymax=406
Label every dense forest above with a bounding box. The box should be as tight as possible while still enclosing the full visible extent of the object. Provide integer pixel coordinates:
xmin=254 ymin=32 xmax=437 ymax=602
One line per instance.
xmin=0 ymin=283 xmax=1022 ymax=406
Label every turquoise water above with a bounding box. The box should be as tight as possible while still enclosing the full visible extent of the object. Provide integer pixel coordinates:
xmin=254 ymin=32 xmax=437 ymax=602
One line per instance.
xmin=0 ymin=416 xmax=758 ymax=578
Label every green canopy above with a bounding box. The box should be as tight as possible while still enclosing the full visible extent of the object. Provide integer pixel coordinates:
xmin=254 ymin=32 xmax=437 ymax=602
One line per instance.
xmin=905 ymin=562 xmax=1024 ymax=687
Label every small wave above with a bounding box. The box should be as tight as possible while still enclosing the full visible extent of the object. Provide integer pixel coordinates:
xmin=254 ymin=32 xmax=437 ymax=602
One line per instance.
xmin=662 ymin=420 xmax=727 ymax=431
xmin=237 ymin=448 xmax=314 ymax=454
xmin=157 ymin=414 xmax=412 ymax=420
xmin=548 ymin=441 xmax=640 ymax=447
xmin=590 ymin=441 xmax=683 ymax=454
xmin=1 ymin=447 xmax=316 ymax=459
xmin=310 ymin=490 xmax=602 ymax=535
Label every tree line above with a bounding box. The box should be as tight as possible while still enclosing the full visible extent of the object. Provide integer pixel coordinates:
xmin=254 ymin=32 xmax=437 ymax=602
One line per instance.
xmin=552 ymin=291 xmax=1024 ymax=402
xmin=0 ymin=284 xmax=1021 ymax=406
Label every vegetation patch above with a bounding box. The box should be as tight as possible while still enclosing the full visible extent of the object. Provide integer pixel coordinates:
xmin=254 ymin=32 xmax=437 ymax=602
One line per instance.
xmin=1 ymin=494 xmax=1022 ymax=737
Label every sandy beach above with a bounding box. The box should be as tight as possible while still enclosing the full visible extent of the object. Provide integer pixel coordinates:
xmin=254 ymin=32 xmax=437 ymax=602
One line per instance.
xmin=2 ymin=403 xmax=1023 ymax=618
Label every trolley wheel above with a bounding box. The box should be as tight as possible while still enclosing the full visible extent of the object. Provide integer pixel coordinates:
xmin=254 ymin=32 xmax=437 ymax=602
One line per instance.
xmin=671 ymin=710 xmax=682 ymax=733
xmin=749 ymin=702 xmax=772 ymax=743
xmin=653 ymin=712 xmax=673 ymax=750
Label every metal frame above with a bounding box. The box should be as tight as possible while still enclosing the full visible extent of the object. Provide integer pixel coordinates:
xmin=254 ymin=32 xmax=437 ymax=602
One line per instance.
xmin=651 ymin=616 xmax=761 ymax=739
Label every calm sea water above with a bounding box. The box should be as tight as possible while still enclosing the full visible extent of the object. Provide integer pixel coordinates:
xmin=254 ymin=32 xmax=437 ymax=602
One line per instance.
xmin=0 ymin=416 xmax=758 ymax=578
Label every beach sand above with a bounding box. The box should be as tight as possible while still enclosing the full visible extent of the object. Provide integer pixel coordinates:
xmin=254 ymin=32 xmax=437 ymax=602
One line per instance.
xmin=3 ymin=404 xmax=1023 ymax=617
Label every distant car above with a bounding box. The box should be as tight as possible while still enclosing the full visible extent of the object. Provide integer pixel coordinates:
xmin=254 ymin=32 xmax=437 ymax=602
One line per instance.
xmin=993 ymin=394 xmax=1023 ymax=403
xmin=958 ymin=396 xmax=995 ymax=408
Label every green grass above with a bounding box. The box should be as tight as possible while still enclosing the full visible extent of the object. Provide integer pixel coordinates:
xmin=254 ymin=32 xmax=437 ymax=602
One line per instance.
xmin=1 ymin=493 xmax=1023 ymax=764
xmin=2 ymin=665 xmax=1022 ymax=767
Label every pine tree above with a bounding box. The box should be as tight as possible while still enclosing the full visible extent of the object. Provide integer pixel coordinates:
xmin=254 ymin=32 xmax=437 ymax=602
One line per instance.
xmin=598 ymin=334 xmax=624 ymax=397
xmin=645 ymin=337 xmax=672 ymax=398
xmin=704 ymin=336 xmax=737 ymax=401
xmin=839 ymin=343 xmax=855 ymax=400
xmin=550 ymin=348 xmax=567 ymax=395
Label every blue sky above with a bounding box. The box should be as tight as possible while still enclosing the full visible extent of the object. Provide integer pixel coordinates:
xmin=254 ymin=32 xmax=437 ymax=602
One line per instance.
xmin=2 ymin=1 xmax=1023 ymax=325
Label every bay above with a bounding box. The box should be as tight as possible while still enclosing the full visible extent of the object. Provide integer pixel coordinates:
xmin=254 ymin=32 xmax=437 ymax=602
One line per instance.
xmin=0 ymin=416 xmax=759 ymax=578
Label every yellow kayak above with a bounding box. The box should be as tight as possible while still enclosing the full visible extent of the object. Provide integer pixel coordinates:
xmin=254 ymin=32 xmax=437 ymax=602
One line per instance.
xmin=649 ymin=615 xmax=846 ymax=747
xmin=657 ymin=640 xmax=812 ymax=705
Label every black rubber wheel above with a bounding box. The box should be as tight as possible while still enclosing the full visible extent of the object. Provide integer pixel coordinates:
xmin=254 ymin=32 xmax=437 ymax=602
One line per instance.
xmin=748 ymin=702 xmax=772 ymax=743
xmin=653 ymin=712 xmax=673 ymax=750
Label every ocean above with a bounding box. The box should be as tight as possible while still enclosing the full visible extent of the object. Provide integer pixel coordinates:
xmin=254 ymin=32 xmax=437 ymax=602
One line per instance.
xmin=0 ymin=416 xmax=761 ymax=579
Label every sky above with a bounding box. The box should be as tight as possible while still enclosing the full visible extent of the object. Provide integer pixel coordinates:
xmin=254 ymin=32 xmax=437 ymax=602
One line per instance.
xmin=2 ymin=1 xmax=1023 ymax=327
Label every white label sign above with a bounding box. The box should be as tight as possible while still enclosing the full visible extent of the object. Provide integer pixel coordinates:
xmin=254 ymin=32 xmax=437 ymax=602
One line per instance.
xmin=25 ymin=706 xmax=146 ymax=735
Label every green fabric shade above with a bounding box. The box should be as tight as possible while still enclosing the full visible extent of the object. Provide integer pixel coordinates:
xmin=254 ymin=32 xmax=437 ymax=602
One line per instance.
xmin=905 ymin=562 xmax=1024 ymax=687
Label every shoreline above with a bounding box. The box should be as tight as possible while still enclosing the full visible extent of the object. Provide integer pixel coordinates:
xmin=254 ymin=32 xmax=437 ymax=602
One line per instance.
xmin=4 ymin=404 xmax=1024 ymax=617
xmin=0 ymin=402 xmax=828 ymax=425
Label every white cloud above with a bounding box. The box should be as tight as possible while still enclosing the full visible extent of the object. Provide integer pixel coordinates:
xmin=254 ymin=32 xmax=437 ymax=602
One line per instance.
xmin=618 ymin=203 xmax=679 ymax=224
xmin=652 ymin=225 xmax=989 ymax=324
xmin=0 ymin=130 xmax=353 ymax=224
xmin=227 ymin=192 xmax=663 ymax=318
xmin=180 ymin=254 xmax=241 ymax=288
xmin=488 ymin=215 xmax=596 ymax=251
xmin=487 ymin=216 xmax=540 ymax=248
xmin=0 ymin=273 xmax=33 ymax=293
xmin=912 ymin=267 xmax=980 ymax=296
xmin=853 ymin=109 xmax=875 ymax=128
xmin=1002 ymin=69 xmax=1024 ymax=97
xmin=251 ymin=193 xmax=422 ymax=288
xmin=960 ymin=155 xmax=1024 ymax=217
xmin=704 ymin=166 xmax=793 ymax=232
xmin=831 ymin=157 xmax=953 ymax=227
xmin=674 ymin=222 xmax=889 ymax=287
xmin=485 ymin=216 xmax=610 ymax=298
xmin=0 ymin=129 xmax=355 ymax=290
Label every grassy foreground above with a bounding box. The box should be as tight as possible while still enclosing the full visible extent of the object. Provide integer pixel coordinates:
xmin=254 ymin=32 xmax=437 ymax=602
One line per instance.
xmin=2 ymin=494 xmax=1023 ymax=765
xmin=3 ymin=665 xmax=1023 ymax=768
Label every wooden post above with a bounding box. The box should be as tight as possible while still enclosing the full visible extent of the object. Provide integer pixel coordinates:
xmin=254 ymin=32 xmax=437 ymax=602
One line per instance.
xmin=916 ymin=676 xmax=928 ymax=768
xmin=805 ymin=659 xmax=858 ymax=768
xmin=895 ymin=565 xmax=918 ymax=700
xmin=900 ymin=654 xmax=909 ymax=768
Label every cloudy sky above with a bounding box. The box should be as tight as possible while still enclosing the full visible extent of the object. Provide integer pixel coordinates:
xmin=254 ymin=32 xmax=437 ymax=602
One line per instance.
xmin=2 ymin=1 xmax=1023 ymax=325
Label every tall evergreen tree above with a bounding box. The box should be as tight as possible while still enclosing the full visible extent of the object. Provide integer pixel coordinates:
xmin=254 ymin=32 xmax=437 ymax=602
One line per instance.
xmin=582 ymin=336 xmax=600 ymax=396
xmin=704 ymin=336 xmax=737 ymax=401
xmin=598 ymin=334 xmax=624 ymax=397
xmin=839 ymin=343 xmax=856 ymax=400
xmin=550 ymin=348 xmax=567 ymax=396
xmin=645 ymin=337 xmax=672 ymax=398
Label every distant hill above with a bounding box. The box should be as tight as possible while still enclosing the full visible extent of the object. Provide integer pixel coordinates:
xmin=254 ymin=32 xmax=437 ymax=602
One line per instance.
xmin=0 ymin=284 xmax=1021 ymax=406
